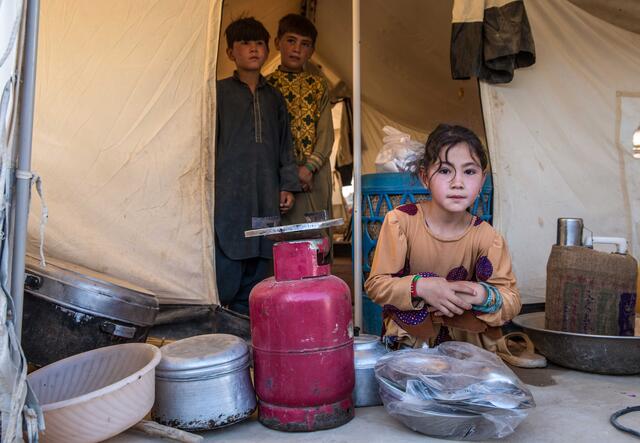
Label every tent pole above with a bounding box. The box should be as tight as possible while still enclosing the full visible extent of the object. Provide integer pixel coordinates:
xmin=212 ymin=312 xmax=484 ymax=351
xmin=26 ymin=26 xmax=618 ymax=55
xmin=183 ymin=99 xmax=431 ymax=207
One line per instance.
xmin=352 ymin=0 xmax=362 ymax=330
xmin=11 ymin=0 xmax=40 ymax=339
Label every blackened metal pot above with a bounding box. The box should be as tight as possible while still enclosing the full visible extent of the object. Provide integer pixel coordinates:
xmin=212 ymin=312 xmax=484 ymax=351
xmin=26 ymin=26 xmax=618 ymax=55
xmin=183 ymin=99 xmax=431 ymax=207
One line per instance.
xmin=21 ymin=254 xmax=159 ymax=367
xmin=152 ymin=334 xmax=256 ymax=430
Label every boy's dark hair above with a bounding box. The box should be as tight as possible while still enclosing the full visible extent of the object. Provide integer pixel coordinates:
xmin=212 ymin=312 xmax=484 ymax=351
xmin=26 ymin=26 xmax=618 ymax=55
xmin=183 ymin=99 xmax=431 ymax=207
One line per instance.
xmin=414 ymin=124 xmax=488 ymax=182
xmin=225 ymin=17 xmax=270 ymax=49
xmin=277 ymin=14 xmax=318 ymax=45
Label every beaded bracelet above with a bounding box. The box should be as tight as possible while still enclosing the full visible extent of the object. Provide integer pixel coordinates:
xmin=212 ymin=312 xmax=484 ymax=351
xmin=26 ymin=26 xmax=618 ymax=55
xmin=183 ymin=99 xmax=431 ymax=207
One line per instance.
xmin=473 ymin=282 xmax=503 ymax=313
xmin=304 ymin=163 xmax=315 ymax=173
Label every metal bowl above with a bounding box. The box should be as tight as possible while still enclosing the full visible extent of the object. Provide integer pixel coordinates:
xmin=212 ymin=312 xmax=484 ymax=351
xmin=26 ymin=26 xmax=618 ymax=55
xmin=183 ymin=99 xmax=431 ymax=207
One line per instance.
xmin=512 ymin=312 xmax=640 ymax=375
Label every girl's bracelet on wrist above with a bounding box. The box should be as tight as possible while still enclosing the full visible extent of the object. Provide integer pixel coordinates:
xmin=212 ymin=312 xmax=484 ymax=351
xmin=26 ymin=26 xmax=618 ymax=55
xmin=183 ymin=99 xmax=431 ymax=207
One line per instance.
xmin=473 ymin=283 xmax=502 ymax=313
xmin=410 ymin=274 xmax=422 ymax=300
xmin=410 ymin=273 xmax=439 ymax=300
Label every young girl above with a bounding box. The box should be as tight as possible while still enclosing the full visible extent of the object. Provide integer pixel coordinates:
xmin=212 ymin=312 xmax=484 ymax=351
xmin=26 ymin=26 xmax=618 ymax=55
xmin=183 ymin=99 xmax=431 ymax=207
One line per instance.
xmin=365 ymin=124 xmax=522 ymax=352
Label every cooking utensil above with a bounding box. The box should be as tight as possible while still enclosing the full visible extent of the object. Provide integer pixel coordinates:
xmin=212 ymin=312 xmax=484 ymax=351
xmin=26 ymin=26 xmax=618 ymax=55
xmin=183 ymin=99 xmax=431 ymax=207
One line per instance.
xmin=353 ymin=333 xmax=388 ymax=407
xmin=22 ymin=254 xmax=159 ymax=366
xmin=152 ymin=334 xmax=256 ymax=430
xmin=245 ymin=217 xmax=344 ymax=241
xmin=557 ymin=218 xmax=584 ymax=246
xmin=132 ymin=420 xmax=203 ymax=443
xmin=513 ymin=312 xmax=640 ymax=374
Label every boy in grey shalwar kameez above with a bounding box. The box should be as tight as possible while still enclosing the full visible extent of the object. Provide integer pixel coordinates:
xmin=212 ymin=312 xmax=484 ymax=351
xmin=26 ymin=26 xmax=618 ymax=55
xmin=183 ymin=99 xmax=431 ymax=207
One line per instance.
xmin=215 ymin=18 xmax=299 ymax=314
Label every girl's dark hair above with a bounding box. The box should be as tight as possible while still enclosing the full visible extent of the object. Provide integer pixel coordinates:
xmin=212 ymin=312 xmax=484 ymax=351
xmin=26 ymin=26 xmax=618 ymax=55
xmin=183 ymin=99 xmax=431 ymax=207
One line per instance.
xmin=225 ymin=17 xmax=270 ymax=49
xmin=412 ymin=123 xmax=488 ymax=182
xmin=277 ymin=14 xmax=318 ymax=46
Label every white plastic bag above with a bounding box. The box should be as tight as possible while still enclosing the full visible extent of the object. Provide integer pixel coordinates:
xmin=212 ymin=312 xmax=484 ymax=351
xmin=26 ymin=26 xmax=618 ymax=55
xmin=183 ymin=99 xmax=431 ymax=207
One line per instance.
xmin=375 ymin=126 xmax=424 ymax=173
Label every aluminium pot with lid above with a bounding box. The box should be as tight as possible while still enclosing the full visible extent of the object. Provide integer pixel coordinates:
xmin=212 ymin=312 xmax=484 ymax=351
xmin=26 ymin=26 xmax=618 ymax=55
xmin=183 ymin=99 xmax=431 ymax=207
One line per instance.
xmin=354 ymin=333 xmax=388 ymax=407
xmin=24 ymin=253 xmax=158 ymax=326
xmin=152 ymin=334 xmax=256 ymax=430
xmin=155 ymin=333 xmax=251 ymax=379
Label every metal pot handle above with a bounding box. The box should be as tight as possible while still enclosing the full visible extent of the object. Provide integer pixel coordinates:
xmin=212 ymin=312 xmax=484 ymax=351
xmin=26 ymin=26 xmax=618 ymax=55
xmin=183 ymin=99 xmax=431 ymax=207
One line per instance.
xmin=584 ymin=236 xmax=628 ymax=254
xmin=100 ymin=321 xmax=137 ymax=339
xmin=24 ymin=273 xmax=43 ymax=290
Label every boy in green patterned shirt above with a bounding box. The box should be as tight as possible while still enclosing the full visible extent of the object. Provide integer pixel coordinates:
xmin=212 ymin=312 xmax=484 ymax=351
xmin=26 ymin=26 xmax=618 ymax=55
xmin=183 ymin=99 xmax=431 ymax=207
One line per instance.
xmin=267 ymin=14 xmax=334 ymax=227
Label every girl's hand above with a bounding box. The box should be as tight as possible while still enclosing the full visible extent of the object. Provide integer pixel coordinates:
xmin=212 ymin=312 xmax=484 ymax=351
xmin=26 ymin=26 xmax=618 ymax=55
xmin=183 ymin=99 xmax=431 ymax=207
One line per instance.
xmin=431 ymin=281 xmax=488 ymax=316
xmin=415 ymin=277 xmax=472 ymax=317
xmin=451 ymin=281 xmax=487 ymax=306
xmin=279 ymin=191 xmax=295 ymax=214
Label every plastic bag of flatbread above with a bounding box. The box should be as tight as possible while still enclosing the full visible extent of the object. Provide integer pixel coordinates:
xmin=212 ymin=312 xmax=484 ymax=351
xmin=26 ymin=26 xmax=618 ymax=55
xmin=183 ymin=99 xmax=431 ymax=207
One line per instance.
xmin=375 ymin=342 xmax=535 ymax=440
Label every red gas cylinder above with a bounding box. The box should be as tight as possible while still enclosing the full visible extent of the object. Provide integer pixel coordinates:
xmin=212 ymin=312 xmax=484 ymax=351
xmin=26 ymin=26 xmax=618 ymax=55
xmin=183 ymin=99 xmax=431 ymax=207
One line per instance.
xmin=250 ymin=236 xmax=355 ymax=431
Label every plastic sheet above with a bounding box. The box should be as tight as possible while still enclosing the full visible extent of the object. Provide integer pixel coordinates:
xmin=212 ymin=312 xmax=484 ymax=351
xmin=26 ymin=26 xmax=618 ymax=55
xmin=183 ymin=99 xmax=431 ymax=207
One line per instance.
xmin=374 ymin=126 xmax=424 ymax=173
xmin=375 ymin=341 xmax=534 ymax=440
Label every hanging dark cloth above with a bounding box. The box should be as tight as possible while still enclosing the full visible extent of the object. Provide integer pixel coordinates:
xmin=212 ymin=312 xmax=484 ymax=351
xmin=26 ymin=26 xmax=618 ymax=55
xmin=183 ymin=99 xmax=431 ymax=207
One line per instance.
xmin=451 ymin=0 xmax=535 ymax=84
xmin=335 ymin=97 xmax=354 ymax=187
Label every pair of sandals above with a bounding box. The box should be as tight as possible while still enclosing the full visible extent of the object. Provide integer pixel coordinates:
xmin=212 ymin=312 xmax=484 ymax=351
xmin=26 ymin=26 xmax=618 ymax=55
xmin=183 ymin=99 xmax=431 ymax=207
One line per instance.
xmin=494 ymin=331 xmax=547 ymax=368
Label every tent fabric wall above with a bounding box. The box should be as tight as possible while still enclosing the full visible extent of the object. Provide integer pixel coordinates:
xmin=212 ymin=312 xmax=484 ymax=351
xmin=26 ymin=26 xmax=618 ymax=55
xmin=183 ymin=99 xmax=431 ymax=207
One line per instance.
xmin=315 ymin=0 xmax=485 ymax=155
xmin=569 ymin=0 xmax=640 ymax=35
xmin=481 ymin=0 xmax=640 ymax=303
xmin=28 ymin=0 xmax=223 ymax=305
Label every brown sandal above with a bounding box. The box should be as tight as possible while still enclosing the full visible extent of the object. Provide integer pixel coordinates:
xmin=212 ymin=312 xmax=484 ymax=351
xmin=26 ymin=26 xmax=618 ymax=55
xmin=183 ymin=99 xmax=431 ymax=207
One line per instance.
xmin=495 ymin=332 xmax=547 ymax=368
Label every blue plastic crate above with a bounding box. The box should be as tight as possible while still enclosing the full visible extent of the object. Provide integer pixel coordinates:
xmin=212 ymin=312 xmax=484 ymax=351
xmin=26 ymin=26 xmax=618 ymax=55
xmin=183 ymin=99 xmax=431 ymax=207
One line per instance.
xmin=359 ymin=172 xmax=493 ymax=335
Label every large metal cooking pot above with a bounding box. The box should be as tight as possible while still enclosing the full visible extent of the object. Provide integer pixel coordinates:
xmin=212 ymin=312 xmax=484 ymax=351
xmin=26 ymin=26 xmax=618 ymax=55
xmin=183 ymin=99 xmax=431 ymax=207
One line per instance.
xmin=513 ymin=312 xmax=640 ymax=375
xmin=22 ymin=254 xmax=159 ymax=367
xmin=353 ymin=333 xmax=388 ymax=407
xmin=152 ymin=334 xmax=256 ymax=430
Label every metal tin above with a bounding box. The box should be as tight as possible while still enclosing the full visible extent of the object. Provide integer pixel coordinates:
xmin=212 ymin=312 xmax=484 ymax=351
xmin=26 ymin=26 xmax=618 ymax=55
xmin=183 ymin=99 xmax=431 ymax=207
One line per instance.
xmin=353 ymin=334 xmax=388 ymax=407
xmin=152 ymin=334 xmax=256 ymax=430
xmin=556 ymin=218 xmax=584 ymax=246
xmin=24 ymin=254 xmax=158 ymax=326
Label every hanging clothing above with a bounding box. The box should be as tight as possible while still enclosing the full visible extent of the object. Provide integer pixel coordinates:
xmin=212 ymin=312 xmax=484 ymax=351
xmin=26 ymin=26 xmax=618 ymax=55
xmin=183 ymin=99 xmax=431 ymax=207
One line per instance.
xmin=336 ymin=98 xmax=354 ymax=186
xmin=215 ymin=73 xmax=299 ymax=260
xmin=267 ymin=68 xmax=334 ymax=224
xmin=365 ymin=202 xmax=521 ymax=349
xmin=451 ymin=0 xmax=535 ymax=83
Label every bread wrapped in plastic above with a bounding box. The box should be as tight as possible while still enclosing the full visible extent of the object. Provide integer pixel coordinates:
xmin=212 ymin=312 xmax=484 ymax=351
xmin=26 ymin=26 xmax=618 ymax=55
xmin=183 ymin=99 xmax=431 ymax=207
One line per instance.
xmin=375 ymin=341 xmax=534 ymax=440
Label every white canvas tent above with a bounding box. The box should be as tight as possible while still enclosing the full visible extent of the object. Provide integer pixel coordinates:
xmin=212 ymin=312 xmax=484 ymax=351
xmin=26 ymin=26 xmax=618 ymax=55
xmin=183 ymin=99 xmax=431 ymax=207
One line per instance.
xmin=18 ymin=0 xmax=640 ymax=311
xmin=2 ymin=0 xmax=639 ymax=440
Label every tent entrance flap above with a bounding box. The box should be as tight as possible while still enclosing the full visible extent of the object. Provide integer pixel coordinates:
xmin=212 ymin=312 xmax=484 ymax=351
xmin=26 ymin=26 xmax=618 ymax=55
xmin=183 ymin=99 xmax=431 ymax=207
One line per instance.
xmin=29 ymin=0 xmax=222 ymax=305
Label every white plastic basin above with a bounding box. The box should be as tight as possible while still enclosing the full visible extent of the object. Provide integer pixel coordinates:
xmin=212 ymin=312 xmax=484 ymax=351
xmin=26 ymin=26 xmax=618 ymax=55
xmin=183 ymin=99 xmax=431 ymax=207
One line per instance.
xmin=28 ymin=343 xmax=161 ymax=443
